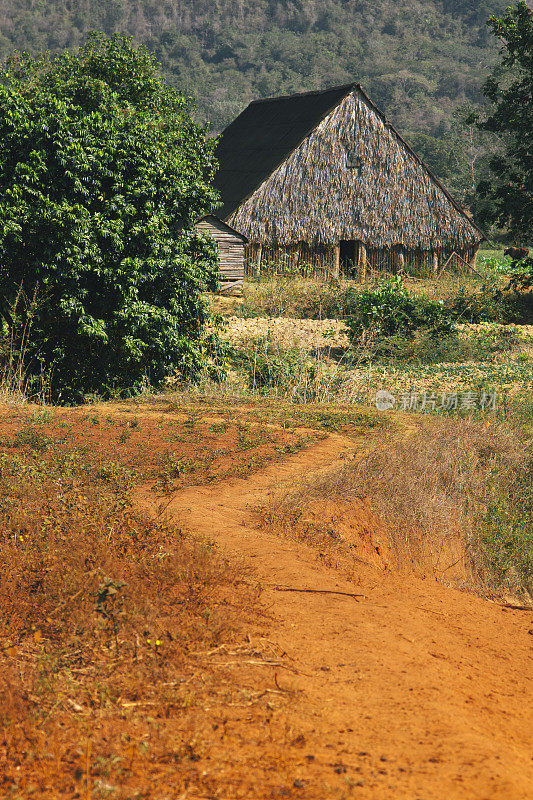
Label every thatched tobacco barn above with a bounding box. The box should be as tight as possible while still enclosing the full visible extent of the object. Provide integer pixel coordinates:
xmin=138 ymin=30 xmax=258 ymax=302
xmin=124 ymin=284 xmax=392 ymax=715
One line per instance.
xmin=214 ymin=83 xmax=484 ymax=276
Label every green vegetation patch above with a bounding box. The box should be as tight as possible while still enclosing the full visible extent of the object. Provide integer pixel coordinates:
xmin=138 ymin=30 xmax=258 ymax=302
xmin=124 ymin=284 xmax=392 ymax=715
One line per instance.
xmin=0 ymin=34 xmax=220 ymax=403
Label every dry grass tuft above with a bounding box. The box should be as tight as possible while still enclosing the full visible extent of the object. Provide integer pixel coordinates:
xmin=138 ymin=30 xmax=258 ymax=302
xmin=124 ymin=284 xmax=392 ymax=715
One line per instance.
xmin=261 ymin=418 xmax=532 ymax=594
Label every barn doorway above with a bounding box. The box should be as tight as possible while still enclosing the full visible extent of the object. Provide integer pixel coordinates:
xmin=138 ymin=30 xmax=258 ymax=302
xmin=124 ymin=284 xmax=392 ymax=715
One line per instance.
xmin=339 ymin=240 xmax=357 ymax=277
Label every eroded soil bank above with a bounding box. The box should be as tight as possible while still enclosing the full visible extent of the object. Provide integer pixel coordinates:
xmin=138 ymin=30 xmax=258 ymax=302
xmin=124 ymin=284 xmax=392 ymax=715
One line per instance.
xmin=1 ymin=401 xmax=531 ymax=799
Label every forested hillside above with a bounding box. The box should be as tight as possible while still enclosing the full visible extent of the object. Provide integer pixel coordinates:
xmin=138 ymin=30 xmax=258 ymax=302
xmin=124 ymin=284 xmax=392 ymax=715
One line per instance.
xmin=0 ymin=1 xmax=516 ymax=199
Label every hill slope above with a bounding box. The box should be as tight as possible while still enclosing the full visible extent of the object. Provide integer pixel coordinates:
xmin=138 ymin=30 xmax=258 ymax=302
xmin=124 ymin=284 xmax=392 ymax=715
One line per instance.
xmin=0 ymin=1 xmax=515 ymax=197
xmin=0 ymin=1 xmax=508 ymax=130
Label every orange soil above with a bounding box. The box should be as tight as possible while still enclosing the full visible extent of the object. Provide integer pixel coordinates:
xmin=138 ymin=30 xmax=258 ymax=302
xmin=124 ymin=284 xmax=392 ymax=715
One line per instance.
xmin=0 ymin=406 xmax=316 ymax=485
xmin=2 ymin=404 xmax=531 ymax=798
xmin=138 ymin=432 xmax=533 ymax=800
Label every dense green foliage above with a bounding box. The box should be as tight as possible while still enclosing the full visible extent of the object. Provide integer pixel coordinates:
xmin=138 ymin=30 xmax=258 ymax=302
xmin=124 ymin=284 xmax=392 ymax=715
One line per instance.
xmin=507 ymin=258 xmax=533 ymax=293
xmin=475 ymin=2 xmax=533 ymax=241
xmin=0 ymin=35 xmax=219 ymax=402
xmin=0 ymin=0 xmax=511 ymax=203
xmin=345 ymin=277 xmax=454 ymax=343
xmin=345 ymin=271 xmax=532 ymax=359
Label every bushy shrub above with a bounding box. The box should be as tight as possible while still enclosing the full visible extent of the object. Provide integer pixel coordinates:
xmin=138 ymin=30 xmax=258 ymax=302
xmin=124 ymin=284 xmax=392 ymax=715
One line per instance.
xmin=345 ymin=276 xmax=454 ymax=343
xmin=447 ymin=278 xmax=532 ymax=324
xmin=507 ymin=258 xmax=533 ymax=293
xmin=476 ymin=253 xmax=512 ymax=274
xmin=0 ymin=35 xmax=220 ymax=403
xmin=447 ymin=284 xmax=506 ymax=322
xmin=245 ymin=339 xmax=317 ymax=397
xmin=233 ymin=337 xmax=356 ymax=403
xmin=372 ymin=330 xmax=486 ymax=364
xmin=475 ymin=458 xmax=533 ymax=596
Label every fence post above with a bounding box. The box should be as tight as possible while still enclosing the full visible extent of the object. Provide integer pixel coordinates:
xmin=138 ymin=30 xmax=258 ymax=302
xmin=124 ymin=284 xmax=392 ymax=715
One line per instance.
xmin=333 ymin=245 xmax=340 ymax=279
xmin=358 ymin=242 xmax=367 ymax=282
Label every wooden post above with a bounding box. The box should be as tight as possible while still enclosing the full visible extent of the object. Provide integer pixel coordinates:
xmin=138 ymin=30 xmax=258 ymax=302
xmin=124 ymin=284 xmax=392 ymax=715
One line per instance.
xmin=469 ymin=245 xmax=479 ymax=271
xmin=432 ymin=251 xmax=439 ymax=276
xmin=255 ymin=244 xmax=262 ymax=278
xmin=333 ymin=245 xmax=340 ymax=279
xmin=358 ymin=242 xmax=367 ymax=282
xmin=396 ymin=250 xmax=405 ymax=275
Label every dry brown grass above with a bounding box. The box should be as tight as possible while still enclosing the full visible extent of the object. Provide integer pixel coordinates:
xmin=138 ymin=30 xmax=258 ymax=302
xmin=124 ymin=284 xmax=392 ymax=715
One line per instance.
xmin=260 ymin=417 xmax=531 ymax=592
xmin=0 ymin=406 xmax=327 ymax=798
xmin=0 ymin=452 xmax=266 ymax=790
xmin=0 ymin=476 xmax=248 ymax=674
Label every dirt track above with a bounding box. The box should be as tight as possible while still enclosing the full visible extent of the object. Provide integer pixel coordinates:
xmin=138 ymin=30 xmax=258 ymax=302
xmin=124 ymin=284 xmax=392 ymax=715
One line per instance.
xmin=137 ymin=432 xmax=533 ymax=799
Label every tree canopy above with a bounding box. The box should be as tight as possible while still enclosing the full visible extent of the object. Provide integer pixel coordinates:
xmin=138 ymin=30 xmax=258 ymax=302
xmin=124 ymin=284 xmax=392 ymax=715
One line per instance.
xmin=0 ymin=34 xmax=220 ymax=402
xmin=475 ymin=1 xmax=533 ymax=241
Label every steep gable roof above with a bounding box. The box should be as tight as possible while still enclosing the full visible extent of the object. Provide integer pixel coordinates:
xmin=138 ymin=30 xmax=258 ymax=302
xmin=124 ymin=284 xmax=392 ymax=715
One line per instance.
xmin=214 ymin=83 xmax=484 ymax=244
xmin=214 ymin=83 xmax=358 ymax=220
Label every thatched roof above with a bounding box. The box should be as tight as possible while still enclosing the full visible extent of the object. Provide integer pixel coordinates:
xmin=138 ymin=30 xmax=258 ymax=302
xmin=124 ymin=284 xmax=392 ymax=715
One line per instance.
xmin=214 ymin=84 xmax=353 ymax=221
xmin=214 ymin=83 xmax=485 ymax=250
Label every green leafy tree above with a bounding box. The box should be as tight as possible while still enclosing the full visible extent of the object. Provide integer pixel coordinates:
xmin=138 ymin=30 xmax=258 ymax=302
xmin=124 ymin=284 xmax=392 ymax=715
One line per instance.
xmin=475 ymin=1 xmax=533 ymax=241
xmin=0 ymin=34 xmax=220 ymax=402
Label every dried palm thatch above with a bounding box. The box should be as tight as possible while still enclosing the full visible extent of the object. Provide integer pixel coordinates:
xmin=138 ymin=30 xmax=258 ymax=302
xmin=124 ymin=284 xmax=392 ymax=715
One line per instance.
xmin=214 ymin=84 xmax=485 ymax=275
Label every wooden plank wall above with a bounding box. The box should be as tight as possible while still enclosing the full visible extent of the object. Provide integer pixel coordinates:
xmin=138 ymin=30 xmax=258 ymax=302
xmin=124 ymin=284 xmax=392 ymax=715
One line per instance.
xmin=196 ymin=218 xmax=245 ymax=283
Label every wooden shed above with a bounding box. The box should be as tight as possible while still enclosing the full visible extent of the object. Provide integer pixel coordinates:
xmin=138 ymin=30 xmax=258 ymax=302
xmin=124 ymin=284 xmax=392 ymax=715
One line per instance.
xmin=213 ymin=83 xmax=485 ymax=277
xmin=196 ymin=215 xmax=246 ymax=292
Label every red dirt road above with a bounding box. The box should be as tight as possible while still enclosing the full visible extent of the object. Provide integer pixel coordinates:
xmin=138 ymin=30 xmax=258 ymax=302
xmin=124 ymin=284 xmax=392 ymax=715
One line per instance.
xmin=138 ymin=434 xmax=533 ymax=800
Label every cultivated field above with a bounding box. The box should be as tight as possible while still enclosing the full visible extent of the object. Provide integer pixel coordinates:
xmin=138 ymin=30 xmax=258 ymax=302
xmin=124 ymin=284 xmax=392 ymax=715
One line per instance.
xmin=207 ymin=253 xmax=533 ymax=408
